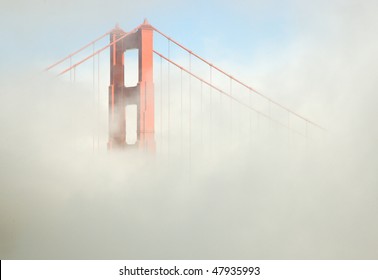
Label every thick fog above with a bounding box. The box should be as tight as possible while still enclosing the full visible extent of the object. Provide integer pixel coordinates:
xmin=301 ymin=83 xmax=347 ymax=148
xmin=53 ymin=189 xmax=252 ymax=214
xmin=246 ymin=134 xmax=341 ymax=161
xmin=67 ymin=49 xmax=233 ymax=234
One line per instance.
xmin=0 ymin=0 xmax=377 ymax=259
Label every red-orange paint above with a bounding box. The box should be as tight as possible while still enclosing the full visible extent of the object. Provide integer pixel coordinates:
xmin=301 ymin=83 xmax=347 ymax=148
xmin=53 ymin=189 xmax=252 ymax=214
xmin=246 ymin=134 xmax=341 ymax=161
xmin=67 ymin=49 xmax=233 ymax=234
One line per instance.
xmin=108 ymin=20 xmax=155 ymax=152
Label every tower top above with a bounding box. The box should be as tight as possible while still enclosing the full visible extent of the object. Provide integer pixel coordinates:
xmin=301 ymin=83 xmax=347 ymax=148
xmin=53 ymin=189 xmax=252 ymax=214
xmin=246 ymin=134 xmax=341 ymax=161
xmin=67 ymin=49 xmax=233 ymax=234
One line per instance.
xmin=140 ymin=18 xmax=153 ymax=30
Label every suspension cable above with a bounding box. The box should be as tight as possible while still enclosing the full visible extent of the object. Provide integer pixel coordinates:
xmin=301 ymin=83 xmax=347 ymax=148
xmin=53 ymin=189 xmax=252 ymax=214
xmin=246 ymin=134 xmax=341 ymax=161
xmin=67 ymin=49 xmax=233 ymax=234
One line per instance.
xmin=45 ymin=30 xmax=112 ymax=71
xmin=153 ymin=50 xmax=296 ymax=133
xmin=153 ymin=26 xmax=325 ymax=131
xmin=58 ymin=24 xmax=142 ymax=76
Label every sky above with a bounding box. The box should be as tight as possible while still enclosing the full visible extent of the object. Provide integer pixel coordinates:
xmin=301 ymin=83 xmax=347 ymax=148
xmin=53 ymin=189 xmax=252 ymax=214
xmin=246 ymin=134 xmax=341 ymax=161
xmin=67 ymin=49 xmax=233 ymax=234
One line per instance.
xmin=0 ymin=0 xmax=378 ymax=259
xmin=0 ymin=1 xmax=295 ymax=70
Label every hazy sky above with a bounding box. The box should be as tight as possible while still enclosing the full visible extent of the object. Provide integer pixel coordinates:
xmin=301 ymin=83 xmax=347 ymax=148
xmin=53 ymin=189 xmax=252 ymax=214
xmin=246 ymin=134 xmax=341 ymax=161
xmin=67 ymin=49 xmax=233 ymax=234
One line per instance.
xmin=0 ymin=1 xmax=306 ymax=71
xmin=0 ymin=0 xmax=378 ymax=259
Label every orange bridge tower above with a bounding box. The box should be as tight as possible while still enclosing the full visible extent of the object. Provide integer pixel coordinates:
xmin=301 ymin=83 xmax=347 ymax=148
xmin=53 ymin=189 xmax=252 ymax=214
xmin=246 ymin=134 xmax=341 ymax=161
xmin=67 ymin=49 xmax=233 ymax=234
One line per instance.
xmin=108 ymin=19 xmax=155 ymax=151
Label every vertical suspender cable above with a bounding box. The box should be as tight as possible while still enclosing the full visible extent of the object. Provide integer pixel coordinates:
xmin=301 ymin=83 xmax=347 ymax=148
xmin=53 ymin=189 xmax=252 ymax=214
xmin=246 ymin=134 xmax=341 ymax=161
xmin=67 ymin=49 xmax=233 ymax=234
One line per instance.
xmin=167 ymin=40 xmax=170 ymax=156
xmin=209 ymin=65 xmax=212 ymax=155
xmin=305 ymin=121 xmax=308 ymax=148
xmin=181 ymin=69 xmax=183 ymax=156
xmin=269 ymin=101 xmax=272 ymax=132
xmin=200 ymin=81 xmax=203 ymax=147
xmin=97 ymin=52 xmax=100 ymax=151
xmin=230 ymin=77 xmax=232 ymax=144
xmin=73 ymin=65 xmax=77 ymax=150
xmin=189 ymin=53 xmax=192 ymax=176
xmin=70 ymin=56 xmax=72 ymax=82
xmin=249 ymin=90 xmax=252 ymax=141
xmin=160 ymin=56 xmax=163 ymax=142
xmin=93 ymin=43 xmax=95 ymax=152
xmin=257 ymin=109 xmax=259 ymax=132
xmin=288 ymin=111 xmax=290 ymax=146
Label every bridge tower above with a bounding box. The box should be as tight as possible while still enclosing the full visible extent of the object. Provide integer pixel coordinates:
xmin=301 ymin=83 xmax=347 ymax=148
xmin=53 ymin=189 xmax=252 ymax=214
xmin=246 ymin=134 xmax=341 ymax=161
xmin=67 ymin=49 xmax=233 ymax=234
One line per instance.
xmin=108 ymin=19 xmax=155 ymax=151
